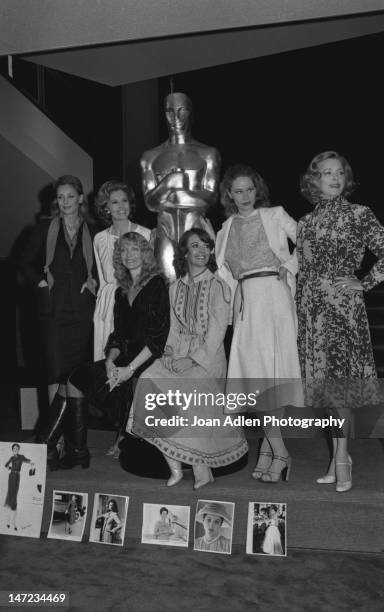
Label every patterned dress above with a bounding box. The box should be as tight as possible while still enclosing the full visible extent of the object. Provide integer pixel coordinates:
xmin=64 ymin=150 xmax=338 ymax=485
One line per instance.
xmin=131 ymin=268 xmax=248 ymax=467
xmin=296 ymin=197 xmax=384 ymax=407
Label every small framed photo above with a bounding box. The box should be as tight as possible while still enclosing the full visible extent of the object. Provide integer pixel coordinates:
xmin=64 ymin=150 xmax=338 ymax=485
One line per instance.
xmin=47 ymin=490 xmax=88 ymax=542
xmin=0 ymin=441 xmax=46 ymax=538
xmin=194 ymin=500 xmax=235 ymax=554
xmin=141 ymin=503 xmax=190 ymax=547
xmin=89 ymin=493 xmax=129 ymax=546
xmin=246 ymin=502 xmax=286 ymax=556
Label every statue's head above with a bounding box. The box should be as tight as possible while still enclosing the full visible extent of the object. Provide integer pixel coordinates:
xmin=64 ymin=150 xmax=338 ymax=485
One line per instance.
xmin=164 ymin=92 xmax=192 ymax=135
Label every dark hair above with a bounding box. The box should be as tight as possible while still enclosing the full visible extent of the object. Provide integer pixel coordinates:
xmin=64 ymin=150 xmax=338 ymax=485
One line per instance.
xmin=202 ymin=514 xmax=224 ymax=525
xmin=11 ymin=443 xmax=20 ymax=451
xmin=220 ymin=164 xmax=271 ymax=217
xmin=113 ymin=231 xmax=159 ymax=293
xmin=107 ymin=499 xmax=119 ymax=513
xmin=173 ymin=229 xmax=217 ymax=278
xmin=52 ymin=174 xmax=91 ymax=220
xmin=160 ymin=507 xmax=169 ymax=515
xmin=300 ymin=151 xmax=356 ymax=204
xmin=95 ymin=180 xmax=136 ymax=225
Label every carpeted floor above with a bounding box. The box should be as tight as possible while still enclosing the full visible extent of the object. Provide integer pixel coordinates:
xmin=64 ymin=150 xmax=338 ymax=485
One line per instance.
xmin=1 ymin=535 xmax=383 ymax=611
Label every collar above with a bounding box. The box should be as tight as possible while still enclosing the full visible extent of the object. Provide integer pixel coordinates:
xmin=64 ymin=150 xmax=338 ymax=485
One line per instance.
xmin=181 ymin=268 xmax=213 ymax=285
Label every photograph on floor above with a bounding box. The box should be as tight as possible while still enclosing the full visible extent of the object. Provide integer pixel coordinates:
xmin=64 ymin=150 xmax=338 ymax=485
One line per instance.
xmin=0 ymin=442 xmax=46 ymax=538
xmin=246 ymin=502 xmax=286 ymax=556
xmin=141 ymin=503 xmax=190 ymax=547
xmin=47 ymin=490 xmax=88 ymax=542
xmin=89 ymin=493 xmax=129 ymax=546
xmin=194 ymin=500 xmax=235 ymax=554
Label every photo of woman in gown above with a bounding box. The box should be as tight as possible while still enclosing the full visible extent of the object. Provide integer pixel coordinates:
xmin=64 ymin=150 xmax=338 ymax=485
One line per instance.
xmin=4 ymin=444 xmax=34 ymax=531
xmin=96 ymin=499 xmax=122 ymax=544
xmin=216 ymin=164 xmax=302 ymax=483
xmin=297 ymin=151 xmax=384 ymax=492
xmin=262 ymin=505 xmax=284 ymax=555
xmin=131 ymin=229 xmax=248 ymax=489
xmin=67 ymin=232 xmax=169 ymax=468
xmin=20 ymin=175 xmax=97 ymax=471
xmin=93 ymin=181 xmax=151 ymax=457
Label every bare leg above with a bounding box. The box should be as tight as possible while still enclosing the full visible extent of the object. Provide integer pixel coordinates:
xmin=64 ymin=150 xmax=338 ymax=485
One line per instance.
xmin=260 ymin=421 xmax=291 ymax=483
xmin=251 ymin=437 xmax=273 ymax=480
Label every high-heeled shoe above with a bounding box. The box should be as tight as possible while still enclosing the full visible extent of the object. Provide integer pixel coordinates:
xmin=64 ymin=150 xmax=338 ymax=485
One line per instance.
xmin=164 ymin=455 xmax=183 ymax=487
xmin=252 ymin=451 xmax=273 ymax=480
xmin=317 ymin=454 xmax=351 ymax=485
xmin=192 ymin=465 xmax=214 ymax=490
xmin=335 ymin=456 xmax=352 ymax=493
xmin=261 ymin=455 xmax=291 ymax=484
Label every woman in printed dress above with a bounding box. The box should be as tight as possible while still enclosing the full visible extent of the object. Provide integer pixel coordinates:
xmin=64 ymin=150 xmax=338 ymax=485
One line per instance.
xmin=297 ymin=150 xmax=384 ymax=492
xmin=131 ymin=229 xmax=248 ymax=489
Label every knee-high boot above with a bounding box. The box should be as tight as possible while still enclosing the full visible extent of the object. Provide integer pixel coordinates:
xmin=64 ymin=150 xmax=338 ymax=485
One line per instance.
xmin=41 ymin=393 xmax=67 ymax=471
xmin=59 ymin=397 xmax=90 ymax=469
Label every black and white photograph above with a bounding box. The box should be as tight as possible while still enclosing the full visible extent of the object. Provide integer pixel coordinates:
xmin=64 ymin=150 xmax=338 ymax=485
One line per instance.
xmin=141 ymin=503 xmax=190 ymax=547
xmin=47 ymin=490 xmax=88 ymax=542
xmin=2 ymin=3 xmax=384 ymax=610
xmin=0 ymin=442 xmax=46 ymax=538
xmin=89 ymin=493 xmax=128 ymax=546
xmin=194 ymin=500 xmax=234 ymax=554
xmin=246 ymin=502 xmax=286 ymax=557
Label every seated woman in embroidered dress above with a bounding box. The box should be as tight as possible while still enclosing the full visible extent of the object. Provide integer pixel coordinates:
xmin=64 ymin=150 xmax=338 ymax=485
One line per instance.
xmin=131 ymin=229 xmax=248 ymax=489
xmin=65 ymin=232 xmax=170 ymax=469
xmin=216 ymin=164 xmax=303 ymax=483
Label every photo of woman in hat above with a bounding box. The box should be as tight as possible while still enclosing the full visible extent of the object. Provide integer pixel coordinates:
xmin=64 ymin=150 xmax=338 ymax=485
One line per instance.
xmin=194 ymin=501 xmax=235 ymax=554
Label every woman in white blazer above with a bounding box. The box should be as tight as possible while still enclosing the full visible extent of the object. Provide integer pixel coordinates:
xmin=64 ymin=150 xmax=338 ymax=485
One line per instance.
xmin=217 ymin=164 xmax=302 ymax=483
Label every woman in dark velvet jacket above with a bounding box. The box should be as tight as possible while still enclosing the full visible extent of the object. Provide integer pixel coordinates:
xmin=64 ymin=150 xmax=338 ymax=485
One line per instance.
xmin=66 ymin=231 xmax=170 ymax=469
xmin=20 ymin=175 xmax=97 ymax=470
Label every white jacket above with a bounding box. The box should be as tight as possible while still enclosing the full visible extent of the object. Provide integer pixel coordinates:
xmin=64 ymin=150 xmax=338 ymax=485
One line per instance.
xmin=215 ymin=206 xmax=298 ymax=312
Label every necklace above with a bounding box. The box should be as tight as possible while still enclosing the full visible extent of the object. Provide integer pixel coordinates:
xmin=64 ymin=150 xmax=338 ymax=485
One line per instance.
xmin=64 ymin=217 xmax=81 ymax=233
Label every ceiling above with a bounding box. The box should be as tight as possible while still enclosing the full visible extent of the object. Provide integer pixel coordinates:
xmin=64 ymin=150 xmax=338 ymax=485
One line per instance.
xmin=1 ymin=1 xmax=383 ymax=87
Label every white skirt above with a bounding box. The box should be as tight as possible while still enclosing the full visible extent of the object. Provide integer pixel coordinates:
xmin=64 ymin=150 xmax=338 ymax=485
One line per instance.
xmin=227 ymin=276 xmax=303 ymax=409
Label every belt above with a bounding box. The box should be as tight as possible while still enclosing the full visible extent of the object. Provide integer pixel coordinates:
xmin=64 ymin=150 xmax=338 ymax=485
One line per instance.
xmin=239 ymin=271 xmax=279 ymax=319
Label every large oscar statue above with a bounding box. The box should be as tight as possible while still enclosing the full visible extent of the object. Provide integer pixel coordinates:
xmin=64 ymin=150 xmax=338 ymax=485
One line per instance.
xmin=141 ymin=92 xmax=220 ymax=280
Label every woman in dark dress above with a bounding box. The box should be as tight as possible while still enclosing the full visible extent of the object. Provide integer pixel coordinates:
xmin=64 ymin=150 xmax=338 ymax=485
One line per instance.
xmin=66 ymin=231 xmax=169 ymax=469
xmin=297 ymin=151 xmax=384 ymax=492
xmin=4 ymin=443 xmax=34 ymax=531
xmin=20 ymin=175 xmax=97 ymax=470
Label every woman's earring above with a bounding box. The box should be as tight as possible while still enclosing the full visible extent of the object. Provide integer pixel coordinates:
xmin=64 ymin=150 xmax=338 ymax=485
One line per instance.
xmin=105 ymin=207 xmax=111 ymax=217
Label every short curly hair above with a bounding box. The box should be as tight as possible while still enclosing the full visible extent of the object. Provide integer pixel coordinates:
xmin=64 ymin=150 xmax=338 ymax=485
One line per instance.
xmin=300 ymin=151 xmax=356 ymax=205
xmin=95 ymin=180 xmax=136 ymax=225
xmin=113 ymin=231 xmax=159 ymax=293
xmin=173 ymin=229 xmax=217 ymax=278
xmin=220 ymin=164 xmax=271 ymax=217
